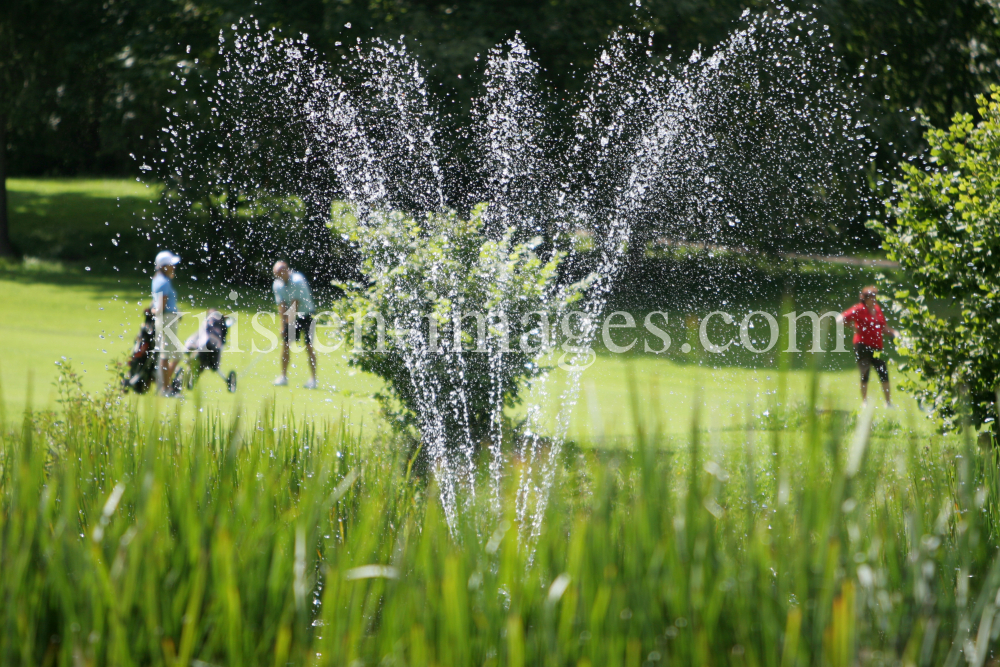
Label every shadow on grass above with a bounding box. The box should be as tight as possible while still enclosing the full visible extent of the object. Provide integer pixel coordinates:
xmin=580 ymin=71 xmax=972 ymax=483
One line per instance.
xmin=0 ymin=260 xmax=256 ymax=311
xmin=8 ymin=182 xmax=160 ymax=268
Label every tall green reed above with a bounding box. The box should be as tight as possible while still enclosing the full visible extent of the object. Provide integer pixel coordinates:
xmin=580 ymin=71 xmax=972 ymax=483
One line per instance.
xmin=2 ymin=367 xmax=1000 ymax=666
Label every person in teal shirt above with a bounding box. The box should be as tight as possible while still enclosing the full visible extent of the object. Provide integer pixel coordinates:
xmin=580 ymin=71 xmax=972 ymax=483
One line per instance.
xmin=152 ymin=250 xmax=182 ymax=395
xmin=272 ymin=261 xmax=318 ymax=389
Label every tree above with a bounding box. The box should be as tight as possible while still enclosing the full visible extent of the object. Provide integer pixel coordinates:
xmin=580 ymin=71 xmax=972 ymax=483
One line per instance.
xmin=209 ymin=0 xmax=1000 ymax=250
xmin=153 ymin=26 xmax=347 ymax=286
xmin=0 ymin=113 xmax=11 ymax=257
xmin=0 ymin=0 xmax=133 ymax=256
xmin=9 ymin=0 xmax=1000 ymax=259
xmin=0 ymin=0 xmax=58 ymax=257
xmin=819 ymin=0 xmax=1000 ymax=241
xmin=872 ymin=87 xmax=1000 ymax=434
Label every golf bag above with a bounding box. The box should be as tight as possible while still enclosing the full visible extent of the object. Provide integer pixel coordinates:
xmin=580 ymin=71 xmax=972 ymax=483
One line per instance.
xmin=122 ymin=308 xmax=158 ymax=394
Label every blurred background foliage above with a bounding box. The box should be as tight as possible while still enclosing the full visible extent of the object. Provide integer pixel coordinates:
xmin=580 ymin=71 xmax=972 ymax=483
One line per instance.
xmin=4 ymin=0 xmax=1000 ymax=255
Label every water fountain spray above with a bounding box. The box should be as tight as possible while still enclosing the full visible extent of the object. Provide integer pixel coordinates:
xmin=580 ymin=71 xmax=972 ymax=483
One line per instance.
xmin=155 ymin=7 xmax=867 ymax=535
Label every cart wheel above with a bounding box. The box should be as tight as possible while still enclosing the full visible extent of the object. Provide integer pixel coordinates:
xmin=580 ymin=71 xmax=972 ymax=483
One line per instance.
xmin=170 ymin=371 xmax=184 ymax=394
xmin=227 ymin=370 xmax=237 ymax=393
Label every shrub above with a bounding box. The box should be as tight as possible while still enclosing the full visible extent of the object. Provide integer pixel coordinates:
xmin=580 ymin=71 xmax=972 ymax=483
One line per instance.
xmin=872 ymin=86 xmax=1000 ymax=433
xmin=328 ymin=203 xmax=590 ymax=447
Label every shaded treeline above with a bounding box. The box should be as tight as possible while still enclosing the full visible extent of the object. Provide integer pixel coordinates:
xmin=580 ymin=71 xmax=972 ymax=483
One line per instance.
xmin=5 ymin=0 xmax=999 ymax=176
xmin=3 ymin=0 xmax=1000 ymax=258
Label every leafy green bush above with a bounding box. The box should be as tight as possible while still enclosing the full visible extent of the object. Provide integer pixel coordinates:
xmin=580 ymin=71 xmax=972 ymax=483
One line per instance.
xmin=329 ymin=203 xmax=590 ymax=446
xmin=872 ymin=87 xmax=1000 ymax=434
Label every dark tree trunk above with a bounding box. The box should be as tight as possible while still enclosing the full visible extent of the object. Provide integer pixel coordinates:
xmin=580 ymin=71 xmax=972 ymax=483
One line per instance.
xmin=0 ymin=113 xmax=16 ymax=258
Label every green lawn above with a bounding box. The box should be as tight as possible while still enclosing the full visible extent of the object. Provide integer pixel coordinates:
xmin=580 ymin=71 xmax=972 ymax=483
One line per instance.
xmin=2 ymin=178 xmax=935 ymax=437
xmin=7 ymin=177 xmax=162 ymax=270
xmin=0 ymin=265 xmax=931 ymax=437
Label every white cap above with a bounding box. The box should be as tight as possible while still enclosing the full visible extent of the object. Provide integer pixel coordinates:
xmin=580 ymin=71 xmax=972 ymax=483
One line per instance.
xmin=154 ymin=250 xmax=181 ymax=269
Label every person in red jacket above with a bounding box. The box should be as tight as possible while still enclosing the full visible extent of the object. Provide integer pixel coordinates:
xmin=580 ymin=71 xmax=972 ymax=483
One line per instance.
xmin=837 ymin=286 xmax=898 ymax=406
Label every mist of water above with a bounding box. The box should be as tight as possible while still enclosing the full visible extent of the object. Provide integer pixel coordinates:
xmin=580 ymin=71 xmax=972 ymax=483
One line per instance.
xmin=155 ymin=7 xmax=868 ymax=534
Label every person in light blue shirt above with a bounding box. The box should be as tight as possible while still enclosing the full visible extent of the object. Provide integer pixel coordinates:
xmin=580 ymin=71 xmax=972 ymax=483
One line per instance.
xmin=272 ymin=261 xmax=318 ymax=388
xmin=151 ymin=271 xmax=178 ymax=314
xmin=151 ymin=250 xmax=183 ymax=395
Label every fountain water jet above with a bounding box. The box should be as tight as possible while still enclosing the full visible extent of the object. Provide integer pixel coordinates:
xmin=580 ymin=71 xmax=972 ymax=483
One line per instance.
xmin=155 ymin=7 xmax=868 ymax=534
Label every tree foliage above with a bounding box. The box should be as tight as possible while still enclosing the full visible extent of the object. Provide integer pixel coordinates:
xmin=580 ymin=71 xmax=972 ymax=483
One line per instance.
xmin=873 ymin=87 xmax=1000 ymax=433
xmin=7 ymin=0 xmax=1000 ymax=180
xmin=6 ymin=0 xmax=1000 ymax=255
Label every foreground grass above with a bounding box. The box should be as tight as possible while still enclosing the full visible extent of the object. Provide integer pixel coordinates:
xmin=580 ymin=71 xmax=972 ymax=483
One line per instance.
xmin=0 ymin=369 xmax=995 ymax=665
